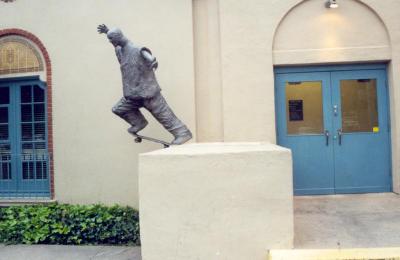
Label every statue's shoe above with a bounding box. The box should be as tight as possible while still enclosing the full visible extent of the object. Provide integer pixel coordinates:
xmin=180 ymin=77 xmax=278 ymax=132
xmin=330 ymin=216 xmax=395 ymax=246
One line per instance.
xmin=127 ymin=121 xmax=148 ymax=134
xmin=171 ymin=131 xmax=193 ymax=145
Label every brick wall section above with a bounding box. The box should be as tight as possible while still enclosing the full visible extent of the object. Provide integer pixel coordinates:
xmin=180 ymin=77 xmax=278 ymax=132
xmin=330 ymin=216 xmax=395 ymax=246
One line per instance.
xmin=0 ymin=28 xmax=55 ymax=199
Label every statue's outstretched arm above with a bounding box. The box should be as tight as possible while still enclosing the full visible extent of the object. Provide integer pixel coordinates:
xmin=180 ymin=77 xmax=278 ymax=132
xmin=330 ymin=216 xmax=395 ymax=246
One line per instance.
xmin=97 ymin=24 xmax=109 ymax=34
xmin=141 ymin=48 xmax=158 ymax=70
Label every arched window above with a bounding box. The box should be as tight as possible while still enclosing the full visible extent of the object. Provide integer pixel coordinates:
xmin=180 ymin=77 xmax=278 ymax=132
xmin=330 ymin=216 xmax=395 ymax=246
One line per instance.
xmin=0 ymin=32 xmax=52 ymax=199
xmin=0 ymin=36 xmax=44 ymax=75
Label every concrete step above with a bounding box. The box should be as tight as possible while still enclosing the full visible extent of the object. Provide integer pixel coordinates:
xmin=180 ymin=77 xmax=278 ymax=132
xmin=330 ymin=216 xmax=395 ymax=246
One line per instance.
xmin=269 ymin=247 xmax=400 ymax=260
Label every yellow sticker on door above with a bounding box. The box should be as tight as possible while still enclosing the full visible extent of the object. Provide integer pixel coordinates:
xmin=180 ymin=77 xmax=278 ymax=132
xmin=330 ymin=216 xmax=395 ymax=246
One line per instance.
xmin=373 ymin=127 xmax=379 ymax=133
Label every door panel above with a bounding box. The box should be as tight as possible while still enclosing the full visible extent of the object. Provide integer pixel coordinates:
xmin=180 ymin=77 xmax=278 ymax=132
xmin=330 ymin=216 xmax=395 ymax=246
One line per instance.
xmin=331 ymin=70 xmax=391 ymax=193
xmin=276 ymin=72 xmax=335 ymax=195
xmin=0 ymin=85 xmax=17 ymax=193
xmin=16 ymin=82 xmax=49 ymax=194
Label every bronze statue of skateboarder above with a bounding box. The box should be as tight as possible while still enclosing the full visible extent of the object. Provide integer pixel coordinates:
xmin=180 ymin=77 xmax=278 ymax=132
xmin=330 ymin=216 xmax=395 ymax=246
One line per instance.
xmin=98 ymin=24 xmax=192 ymax=145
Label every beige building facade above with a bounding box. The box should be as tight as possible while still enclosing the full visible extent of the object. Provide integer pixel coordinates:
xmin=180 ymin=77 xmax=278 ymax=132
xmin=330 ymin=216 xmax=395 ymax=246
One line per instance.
xmin=0 ymin=0 xmax=399 ymax=207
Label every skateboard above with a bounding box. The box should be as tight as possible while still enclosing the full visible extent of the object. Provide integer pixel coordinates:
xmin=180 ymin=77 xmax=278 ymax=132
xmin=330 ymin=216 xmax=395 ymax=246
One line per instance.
xmin=130 ymin=133 xmax=171 ymax=148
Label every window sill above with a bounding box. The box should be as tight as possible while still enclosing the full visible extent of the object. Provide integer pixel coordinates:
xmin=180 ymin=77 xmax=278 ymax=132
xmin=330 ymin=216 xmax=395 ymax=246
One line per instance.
xmin=0 ymin=198 xmax=56 ymax=206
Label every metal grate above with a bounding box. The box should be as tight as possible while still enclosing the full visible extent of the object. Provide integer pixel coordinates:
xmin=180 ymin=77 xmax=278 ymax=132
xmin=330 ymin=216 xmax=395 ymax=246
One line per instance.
xmin=0 ymin=153 xmax=11 ymax=180
xmin=0 ymin=152 xmax=51 ymax=199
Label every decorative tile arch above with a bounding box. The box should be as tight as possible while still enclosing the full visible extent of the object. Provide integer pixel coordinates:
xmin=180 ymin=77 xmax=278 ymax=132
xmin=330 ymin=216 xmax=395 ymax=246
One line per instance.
xmin=0 ymin=28 xmax=54 ymax=199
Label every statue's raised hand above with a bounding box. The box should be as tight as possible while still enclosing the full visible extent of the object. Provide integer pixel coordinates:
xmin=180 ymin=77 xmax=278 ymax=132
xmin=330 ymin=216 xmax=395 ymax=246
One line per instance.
xmin=97 ymin=24 xmax=109 ymax=34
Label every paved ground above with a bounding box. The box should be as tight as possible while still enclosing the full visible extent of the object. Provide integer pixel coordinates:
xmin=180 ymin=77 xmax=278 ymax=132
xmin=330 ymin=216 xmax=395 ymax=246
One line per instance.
xmin=0 ymin=245 xmax=141 ymax=260
xmin=295 ymin=192 xmax=400 ymax=249
xmin=2 ymin=193 xmax=400 ymax=259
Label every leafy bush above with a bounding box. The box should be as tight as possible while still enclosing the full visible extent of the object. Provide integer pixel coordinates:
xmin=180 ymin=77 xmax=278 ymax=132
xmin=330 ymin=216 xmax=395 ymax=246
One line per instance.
xmin=0 ymin=203 xmax=140 ymax=245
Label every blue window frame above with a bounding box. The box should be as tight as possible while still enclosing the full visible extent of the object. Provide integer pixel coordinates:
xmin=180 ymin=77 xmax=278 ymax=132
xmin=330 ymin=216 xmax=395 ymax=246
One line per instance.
xmin=0 ymin=77 xmax=50 ymax=198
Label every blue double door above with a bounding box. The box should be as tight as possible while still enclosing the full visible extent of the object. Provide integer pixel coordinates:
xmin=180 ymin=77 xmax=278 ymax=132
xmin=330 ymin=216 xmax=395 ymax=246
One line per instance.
xmin=275 ymin=66 xmax=391 ymax=195
xmin=0 ymin=78 xmax=50 ymax=197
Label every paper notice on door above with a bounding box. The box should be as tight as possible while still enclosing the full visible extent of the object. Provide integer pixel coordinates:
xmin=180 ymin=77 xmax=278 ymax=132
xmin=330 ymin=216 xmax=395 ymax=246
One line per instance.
xmin=373 ymin=127 xmax=379 ymax=133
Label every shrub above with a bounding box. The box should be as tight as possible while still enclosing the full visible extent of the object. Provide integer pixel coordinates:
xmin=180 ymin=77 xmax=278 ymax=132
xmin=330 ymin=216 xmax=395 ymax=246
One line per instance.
xmin=0 ymin=203 xmax=140 ymax=245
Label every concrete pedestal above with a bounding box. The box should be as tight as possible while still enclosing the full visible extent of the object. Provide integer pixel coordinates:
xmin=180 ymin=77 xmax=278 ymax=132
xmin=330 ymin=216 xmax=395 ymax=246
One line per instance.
xmin=138 ymin=143 xmax=293 ymax=260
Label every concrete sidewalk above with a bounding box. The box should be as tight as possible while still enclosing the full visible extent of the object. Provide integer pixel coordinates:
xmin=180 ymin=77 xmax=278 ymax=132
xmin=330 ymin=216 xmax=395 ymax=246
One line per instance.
xmin=0 ymin=245 xmax=141 ymax=260
xmin=295 ymin=192 xmax=400 ymax=249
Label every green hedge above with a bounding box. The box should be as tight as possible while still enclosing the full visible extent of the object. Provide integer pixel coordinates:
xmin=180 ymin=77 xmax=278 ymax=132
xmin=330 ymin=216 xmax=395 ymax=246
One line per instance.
xmin=0 ymin=203 xmax=140 ymax=245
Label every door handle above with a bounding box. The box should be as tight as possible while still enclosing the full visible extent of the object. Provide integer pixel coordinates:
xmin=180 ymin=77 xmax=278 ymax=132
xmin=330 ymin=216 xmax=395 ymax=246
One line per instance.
xmin=338 ymin=129 xmax=342 ymax=145
xmin=324 ymin=130 xmax=330 ymax=146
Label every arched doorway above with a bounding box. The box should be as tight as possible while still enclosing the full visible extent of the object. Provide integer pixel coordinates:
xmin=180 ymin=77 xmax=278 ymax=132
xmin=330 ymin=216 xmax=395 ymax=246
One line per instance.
xmin=0 ymin=31 xmax=53 ymax=198
xmin=273 ymin=0 xmax=392 ymax=195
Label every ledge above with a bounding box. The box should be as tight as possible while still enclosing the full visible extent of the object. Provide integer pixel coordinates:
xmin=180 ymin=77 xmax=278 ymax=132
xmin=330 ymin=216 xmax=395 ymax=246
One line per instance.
xmin=0 ymin=199 xmax=56 ymax=206
xmin=273 ymin=45 xmax=391 ymax=66
xmin=141 ymin=142 xmax=291 ymax=156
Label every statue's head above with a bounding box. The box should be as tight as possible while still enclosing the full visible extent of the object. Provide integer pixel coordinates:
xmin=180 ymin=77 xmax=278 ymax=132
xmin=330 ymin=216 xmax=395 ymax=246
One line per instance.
xmin=107 ymin=28 xmax=127 ymax=47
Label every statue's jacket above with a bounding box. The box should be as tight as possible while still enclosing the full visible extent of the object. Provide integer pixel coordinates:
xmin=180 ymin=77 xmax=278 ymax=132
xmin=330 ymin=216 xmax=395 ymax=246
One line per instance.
xmin=116 ymin=41 xmax=161 ymax=99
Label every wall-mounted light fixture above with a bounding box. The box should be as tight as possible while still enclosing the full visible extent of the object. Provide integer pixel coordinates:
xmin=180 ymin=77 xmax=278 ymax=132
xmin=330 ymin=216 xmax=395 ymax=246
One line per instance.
xmin=325 ymin=0 xmax=339 ymax=9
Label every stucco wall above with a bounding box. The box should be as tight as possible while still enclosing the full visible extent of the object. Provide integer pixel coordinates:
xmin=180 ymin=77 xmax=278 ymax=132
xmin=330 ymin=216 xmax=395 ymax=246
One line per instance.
xmin=193 ymin=0 xmax=224 ymax=142
xmin=0 ymin=0 xmax=196 ymax=207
